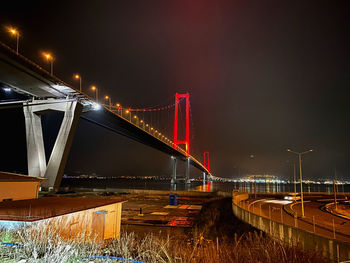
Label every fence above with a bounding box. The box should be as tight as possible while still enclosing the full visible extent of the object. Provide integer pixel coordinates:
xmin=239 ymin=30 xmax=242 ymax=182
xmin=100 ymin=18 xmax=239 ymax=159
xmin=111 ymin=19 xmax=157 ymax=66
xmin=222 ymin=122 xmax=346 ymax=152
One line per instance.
xmin=232 ymin=191 xmax=350 ymax=262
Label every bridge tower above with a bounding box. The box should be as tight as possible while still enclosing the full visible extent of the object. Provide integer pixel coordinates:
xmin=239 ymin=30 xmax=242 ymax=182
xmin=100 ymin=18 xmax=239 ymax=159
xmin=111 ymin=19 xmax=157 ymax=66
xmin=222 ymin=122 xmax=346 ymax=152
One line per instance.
xmin=203 ymin=151 xmax=210 ymax=182
xmin=23 ymin=99 xmax=82 ymax=191
xmin=173 ymin=93 xmax=191 ymax=184
xmin=173 ymin=93 xmax=190 ymax=155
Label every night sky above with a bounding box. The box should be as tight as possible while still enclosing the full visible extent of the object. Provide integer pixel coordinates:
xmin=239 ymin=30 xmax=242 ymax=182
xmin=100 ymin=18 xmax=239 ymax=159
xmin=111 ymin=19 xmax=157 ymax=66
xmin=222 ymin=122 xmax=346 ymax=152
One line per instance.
xmin=1 ymin=1 xmax=350 ymax=181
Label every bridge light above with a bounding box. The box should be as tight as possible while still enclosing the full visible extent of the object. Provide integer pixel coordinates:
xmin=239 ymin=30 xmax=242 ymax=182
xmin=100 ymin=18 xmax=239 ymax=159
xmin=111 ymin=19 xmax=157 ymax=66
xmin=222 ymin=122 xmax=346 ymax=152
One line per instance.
xmin=146 ymin=124 xmax=148 ymax=127
xmin=90 ymin=85 xmax=98 ymax=102
xmin=3 ymin=88 xmax=11 ymax=92
xmin=42 ymin=52 xmax=53 ymax=61
xmin=116 ymin=103 xmax=120 ymax=107
xmin=140 ymin=120 xmax=143 ymax=123
xmin=9 ymin=27 xmax=18 ymax=36
xmin=125 ymin=110 xmax=129 ymax=113
xmin=42 ymin=52 xmax=54 ymax=75
xmin=133 ymin=115 xmax=137 ymax=119
xmin=73 ymin=74 xmax=82 ymax=92
xmin=7 ymin=27 xmax=20 ymax=54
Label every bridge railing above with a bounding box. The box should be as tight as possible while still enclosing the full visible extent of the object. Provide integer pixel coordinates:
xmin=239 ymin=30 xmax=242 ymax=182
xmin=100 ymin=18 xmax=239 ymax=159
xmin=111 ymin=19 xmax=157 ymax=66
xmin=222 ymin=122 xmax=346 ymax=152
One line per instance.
xmin=101 ymin=104 xmax=211 ymax=176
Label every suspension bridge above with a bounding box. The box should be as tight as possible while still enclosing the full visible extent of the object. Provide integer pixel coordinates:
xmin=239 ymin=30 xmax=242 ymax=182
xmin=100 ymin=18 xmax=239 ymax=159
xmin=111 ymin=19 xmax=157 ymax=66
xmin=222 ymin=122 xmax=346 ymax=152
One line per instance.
xmin=0 ymin=40 xmax=213 ymax=191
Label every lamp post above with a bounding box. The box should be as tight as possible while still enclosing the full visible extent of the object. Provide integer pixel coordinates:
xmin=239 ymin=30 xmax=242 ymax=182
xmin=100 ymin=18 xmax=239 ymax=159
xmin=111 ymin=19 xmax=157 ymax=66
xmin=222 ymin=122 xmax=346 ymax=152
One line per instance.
xmin=116 ymin=103 xmax=121 ymax=115
xmin=8 ymin=27 xmax=20 ymax=54
xmin=140 ymin=120 xmax=145 ymax=129
xmin=105 ymin=96 xmax=112 ymax=109
xmin=287 ymin=148 xmax=313 ymax=217
xmin=74 ymin=74 xmax=82 ymax=92
xmin=91 ymin=85 xmax=98 ymax=102
xmin=42 ymin=52 xmax=54 ymax=75
xmin=293 ymin=163 xmax=297 ymax=194
xmin=133 ymin=115 xmax=138 ymax=125
xmin=125 ymin=110 xmax=131 ymax=121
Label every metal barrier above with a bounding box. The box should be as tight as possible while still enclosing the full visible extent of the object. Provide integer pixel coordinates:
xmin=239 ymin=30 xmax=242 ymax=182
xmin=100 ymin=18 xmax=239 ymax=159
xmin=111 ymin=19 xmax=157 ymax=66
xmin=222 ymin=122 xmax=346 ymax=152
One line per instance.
xmin=232 ymin=192 xmax=350 ymax=262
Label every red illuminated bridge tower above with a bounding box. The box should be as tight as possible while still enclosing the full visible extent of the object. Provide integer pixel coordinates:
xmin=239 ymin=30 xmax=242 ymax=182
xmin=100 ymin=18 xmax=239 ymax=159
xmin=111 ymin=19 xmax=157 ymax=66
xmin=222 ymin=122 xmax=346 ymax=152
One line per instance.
xmin=172 ymin=93 xmax=191 ymax=184
xmin=203 ymin=151 xmax=210 ymax=182
xmin=173 ymin=92 xmax=190 ymax=155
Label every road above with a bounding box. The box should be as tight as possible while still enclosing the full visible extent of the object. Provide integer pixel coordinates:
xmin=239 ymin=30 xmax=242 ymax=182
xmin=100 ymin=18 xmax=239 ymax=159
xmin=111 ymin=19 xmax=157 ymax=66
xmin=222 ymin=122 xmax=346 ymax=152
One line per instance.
xmin=241 ymin=193 xmax=350 ymax=244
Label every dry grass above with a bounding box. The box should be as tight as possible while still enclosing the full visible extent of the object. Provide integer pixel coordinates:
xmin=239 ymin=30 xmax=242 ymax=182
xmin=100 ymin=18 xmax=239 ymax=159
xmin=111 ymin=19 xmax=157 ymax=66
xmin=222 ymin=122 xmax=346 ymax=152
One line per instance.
xmin=0 ymin=197 xmax=328 ymax=262
xmin=0 ymin=227 xmax=328 ymax=263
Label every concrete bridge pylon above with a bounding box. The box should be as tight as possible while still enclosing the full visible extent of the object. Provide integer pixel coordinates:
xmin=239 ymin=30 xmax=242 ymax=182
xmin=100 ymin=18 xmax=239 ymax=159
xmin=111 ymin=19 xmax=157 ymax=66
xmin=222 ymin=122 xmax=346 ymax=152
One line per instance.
xmin=23 ymin=99 xmax=82 ymax=191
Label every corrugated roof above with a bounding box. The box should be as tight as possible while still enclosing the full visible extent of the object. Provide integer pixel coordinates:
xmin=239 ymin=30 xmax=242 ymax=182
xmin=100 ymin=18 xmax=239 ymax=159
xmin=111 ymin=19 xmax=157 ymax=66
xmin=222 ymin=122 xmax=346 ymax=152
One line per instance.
xmin=0 ymin=171 xmax=45 ymax=182
xmin=0 ymin=196 xmax=125 ymax=222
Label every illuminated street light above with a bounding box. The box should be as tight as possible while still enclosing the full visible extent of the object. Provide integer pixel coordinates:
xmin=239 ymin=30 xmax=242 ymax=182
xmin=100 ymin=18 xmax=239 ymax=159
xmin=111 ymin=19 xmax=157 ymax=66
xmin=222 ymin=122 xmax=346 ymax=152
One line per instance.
xmin=114 ymin=103 xmax=121 ymax=115
xmin=8 ymin=27 xmax=20 ymax=54
xmin=42 ymin=52 xmax=54 ymax=75
xmin=125 ymin=109 xmax=131 ymax=121
xmin=133 ymin=115 xmax=139 ymax=126
xmin=105 ymin=95 xmax=112 ymax=109
xmin=91 ymin=85 xmax=98 ymax=102
xmin=74 ymin=74 xmax=82 ymax=92
xmin=140 ymin=119 xmax=145 ymax=130
xmin=287 ymin=148 xmax=313 ymax=217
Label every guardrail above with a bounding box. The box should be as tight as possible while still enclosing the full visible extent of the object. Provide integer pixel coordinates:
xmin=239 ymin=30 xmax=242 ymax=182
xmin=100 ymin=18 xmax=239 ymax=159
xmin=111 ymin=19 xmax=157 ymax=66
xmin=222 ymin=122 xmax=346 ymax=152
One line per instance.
xmin=232 ymin=191 xmax=350 ymax=262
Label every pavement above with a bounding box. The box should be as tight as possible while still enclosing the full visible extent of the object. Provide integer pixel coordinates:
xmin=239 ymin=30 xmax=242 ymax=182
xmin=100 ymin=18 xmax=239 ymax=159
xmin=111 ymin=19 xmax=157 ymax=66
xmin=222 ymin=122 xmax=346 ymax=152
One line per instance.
xmin=121 ymin=194 xmax=210 ymax=229
xmin=241 ymin=193 xmax=350 ymax=244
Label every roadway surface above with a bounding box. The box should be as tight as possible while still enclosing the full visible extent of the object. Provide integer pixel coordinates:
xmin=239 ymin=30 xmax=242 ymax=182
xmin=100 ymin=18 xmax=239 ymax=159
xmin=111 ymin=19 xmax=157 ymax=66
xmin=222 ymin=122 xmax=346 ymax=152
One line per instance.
xmin=241 ymin=193 xmax=350 ymax=244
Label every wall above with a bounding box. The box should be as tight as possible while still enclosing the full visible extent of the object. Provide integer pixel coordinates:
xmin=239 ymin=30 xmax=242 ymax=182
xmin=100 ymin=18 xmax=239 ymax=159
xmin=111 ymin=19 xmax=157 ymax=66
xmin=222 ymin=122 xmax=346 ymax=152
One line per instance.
xmin=0 ymin=202 xmax=124 ymax=242
xmin=42 ymin=202 xmax=123 ymax=241
xmin=0 ymin=181 xmax=40 ymax=201
xmin=232 ymin=192 xmax=350 ymax=262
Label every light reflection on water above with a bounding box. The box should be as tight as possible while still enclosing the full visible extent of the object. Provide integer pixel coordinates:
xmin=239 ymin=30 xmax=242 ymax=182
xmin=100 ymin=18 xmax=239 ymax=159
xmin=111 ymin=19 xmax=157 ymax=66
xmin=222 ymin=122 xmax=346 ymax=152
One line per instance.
xmin=61 ymin=178 xmax=348 ymax=193
xmin=195 ymin=181 xmax=348 ymax=194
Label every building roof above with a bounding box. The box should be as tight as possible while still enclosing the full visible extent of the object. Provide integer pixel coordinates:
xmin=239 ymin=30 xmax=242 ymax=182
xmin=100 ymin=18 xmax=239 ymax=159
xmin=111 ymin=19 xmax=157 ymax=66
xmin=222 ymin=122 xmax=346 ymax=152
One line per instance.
xmin=0 ymin=171 xmax=46 ymax=182
xmin=0 ymin=196 xmax=125 ymax=222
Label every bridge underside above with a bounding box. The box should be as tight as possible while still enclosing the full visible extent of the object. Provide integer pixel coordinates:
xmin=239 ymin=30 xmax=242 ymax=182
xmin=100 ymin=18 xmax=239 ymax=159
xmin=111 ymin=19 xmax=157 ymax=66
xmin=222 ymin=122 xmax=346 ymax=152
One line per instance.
xmin=0 ymin=41 xmax=211 ymax=191
xmin=82 ymin=108 xmax=205 ymax=171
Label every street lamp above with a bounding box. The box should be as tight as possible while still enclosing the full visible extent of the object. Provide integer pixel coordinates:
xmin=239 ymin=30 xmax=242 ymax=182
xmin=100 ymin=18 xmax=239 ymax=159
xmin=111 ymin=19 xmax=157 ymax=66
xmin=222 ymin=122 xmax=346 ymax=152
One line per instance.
xmin=8 ymin=27 xmax=20 ymax=54
xmin=133 ymin=115 xmax=139 ymax=125
xmin=91 ymin=85 xmax=98 ymax=102
xmin=105 ymin=96 xmax=112 ymax=109
xmin=125 ymin=109 xmax=131 ymax=121
xmin=74 ymin=74 xmax=82 ymax=92
xmin=116 ymin=103 xmax=121 ymax=115
xmin=42 ymin=52 xmax=54 ymax=75
xmin=287 ymin=148 xmax=313 ymax=217
xmin=140 ymin=119 xmax=145 ymax=129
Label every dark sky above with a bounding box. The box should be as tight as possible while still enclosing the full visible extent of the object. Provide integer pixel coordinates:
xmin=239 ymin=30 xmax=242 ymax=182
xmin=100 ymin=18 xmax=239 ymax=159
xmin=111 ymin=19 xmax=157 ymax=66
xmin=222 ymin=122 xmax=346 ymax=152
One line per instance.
xmin=1 ymin=1 xmax=350 ymax=181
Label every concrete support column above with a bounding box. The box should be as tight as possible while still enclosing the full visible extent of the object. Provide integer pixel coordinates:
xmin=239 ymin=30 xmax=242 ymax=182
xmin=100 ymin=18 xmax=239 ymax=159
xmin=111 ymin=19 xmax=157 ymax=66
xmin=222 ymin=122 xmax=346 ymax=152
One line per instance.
xmin=185 ymin=157 xmax=190 ymax=184
xmin=24 ymin=107 xmax=46 ymax=178
xmin=171 ymin=156 xmax=177 ymax=184
xmin=23 ymin=99 xmax=82 ymax=191
xmin=203 ymin=172 xmax=206 ymax=183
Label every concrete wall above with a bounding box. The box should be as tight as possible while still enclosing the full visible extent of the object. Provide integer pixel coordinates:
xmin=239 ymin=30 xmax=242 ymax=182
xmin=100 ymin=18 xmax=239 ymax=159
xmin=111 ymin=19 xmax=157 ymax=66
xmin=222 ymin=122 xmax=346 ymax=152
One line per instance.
xmin=232 ymin=192 xmax=350 ymax=262
xmin=0 ymin=181 xmax=40 ymax=201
